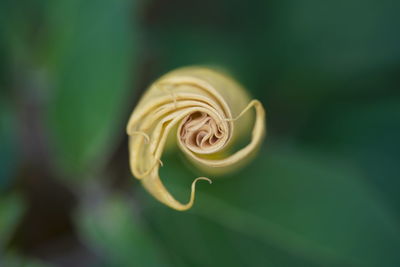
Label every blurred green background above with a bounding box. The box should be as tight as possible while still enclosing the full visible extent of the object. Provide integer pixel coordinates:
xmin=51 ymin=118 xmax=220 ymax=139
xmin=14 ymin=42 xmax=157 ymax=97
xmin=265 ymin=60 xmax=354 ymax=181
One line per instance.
xmin=1 ymin=0 xmax=400 ymax=266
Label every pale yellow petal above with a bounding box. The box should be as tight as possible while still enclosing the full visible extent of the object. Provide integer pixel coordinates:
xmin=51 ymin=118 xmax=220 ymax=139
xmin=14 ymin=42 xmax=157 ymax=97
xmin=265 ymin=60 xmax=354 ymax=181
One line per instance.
xmin=127 ymin=66 xmax=266 ymax=211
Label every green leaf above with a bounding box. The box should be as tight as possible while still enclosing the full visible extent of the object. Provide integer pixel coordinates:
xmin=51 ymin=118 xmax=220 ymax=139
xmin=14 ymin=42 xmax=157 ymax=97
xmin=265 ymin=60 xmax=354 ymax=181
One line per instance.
xmin=301 ymin=100 xmax=400 ymax=224
xmin=139 ymin=143 xmax=400 ymax=267
xmin=0 ymin=194 xmax=24 ymax=250
xmin=45 ymin=0 xmax=138 ymax=176
xmin=76 ymin=193 xmax=168 ymax=267
xmin=0 ymin=252 xmax=52 ymax=267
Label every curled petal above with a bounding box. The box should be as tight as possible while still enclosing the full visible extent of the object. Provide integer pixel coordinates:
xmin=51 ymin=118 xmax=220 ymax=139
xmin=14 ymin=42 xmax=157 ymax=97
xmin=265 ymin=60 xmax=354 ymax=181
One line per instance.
xmin=141 ymin=174 xmax=212 ymax=211
xmin=127 ymin=66 xmax=266 ymax=210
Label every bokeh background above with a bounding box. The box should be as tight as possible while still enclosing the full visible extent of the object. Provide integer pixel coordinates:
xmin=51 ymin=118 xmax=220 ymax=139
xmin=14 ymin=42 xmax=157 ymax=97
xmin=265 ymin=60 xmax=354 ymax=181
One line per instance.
xmin=1 ymin=0 xmax=400 ymax=266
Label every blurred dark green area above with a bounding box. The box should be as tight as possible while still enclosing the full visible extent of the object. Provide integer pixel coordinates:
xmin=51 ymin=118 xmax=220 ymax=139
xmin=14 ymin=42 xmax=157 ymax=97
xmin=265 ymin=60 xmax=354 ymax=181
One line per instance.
xmin=0 ymin=0 xmax=399 ymax=266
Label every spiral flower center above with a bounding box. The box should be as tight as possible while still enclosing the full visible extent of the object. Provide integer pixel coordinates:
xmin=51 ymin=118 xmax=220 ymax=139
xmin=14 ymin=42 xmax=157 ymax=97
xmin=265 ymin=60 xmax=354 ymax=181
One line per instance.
xmin=180 ymin=111 xmax=225 ymax=153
